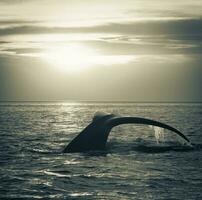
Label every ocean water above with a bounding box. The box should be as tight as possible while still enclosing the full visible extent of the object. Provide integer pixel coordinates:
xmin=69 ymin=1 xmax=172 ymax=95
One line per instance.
xmin=0 ymin=102 xmax=202 ymax=200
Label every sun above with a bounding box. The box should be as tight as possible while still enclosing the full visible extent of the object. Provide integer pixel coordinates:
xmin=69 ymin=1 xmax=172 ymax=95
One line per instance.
xmin=41 ymin=43 xmax=135 ymax=72
xmin=42 ymin=43 xmax=98 ymax=72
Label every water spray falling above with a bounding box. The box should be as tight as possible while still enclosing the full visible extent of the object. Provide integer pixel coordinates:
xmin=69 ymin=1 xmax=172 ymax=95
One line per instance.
xmin=154 ymin=127 xmax=165 ymax=144
xmin=149 ymin=125 xmax=165 ymax=144
xmin=150 ymin=125 xmax=192 ymax=147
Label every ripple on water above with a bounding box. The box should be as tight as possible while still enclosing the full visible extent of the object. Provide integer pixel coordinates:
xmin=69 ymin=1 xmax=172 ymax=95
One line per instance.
xmin=0 ymin=102 xmax=202 ymax=199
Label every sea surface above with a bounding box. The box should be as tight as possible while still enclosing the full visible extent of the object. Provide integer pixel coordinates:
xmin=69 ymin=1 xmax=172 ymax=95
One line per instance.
xmin=0 ymin=102 xmax=202 ymax=200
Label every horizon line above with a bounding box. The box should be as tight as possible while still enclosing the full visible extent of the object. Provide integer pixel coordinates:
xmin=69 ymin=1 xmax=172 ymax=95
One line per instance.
xmin=0 ymin=100 xmax=202 ymax=104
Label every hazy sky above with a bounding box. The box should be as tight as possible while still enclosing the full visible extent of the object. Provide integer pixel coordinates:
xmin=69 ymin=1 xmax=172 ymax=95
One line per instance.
xmin=0 ymin=0 xmax=202 ymax=101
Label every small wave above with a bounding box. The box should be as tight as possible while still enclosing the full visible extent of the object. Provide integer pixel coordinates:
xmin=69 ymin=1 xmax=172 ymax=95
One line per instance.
xmin=132 ymin=144 xmax=194 ymax=153
xmin=64 ymin=159 xmax=81 ymax=165
xmin=108 ymin=138 xmax=198 ymax=154
xmin=28 ymin=148 xmax=60 ymax=154
xmin=69 ymin=192 xmax=93 ymax=197
xmin=43 ymin=170 xmax=71 ymax=178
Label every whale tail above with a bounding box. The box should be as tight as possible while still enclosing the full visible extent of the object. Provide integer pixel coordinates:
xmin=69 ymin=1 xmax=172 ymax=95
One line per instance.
xmin=108 ymin=116 xmax=190 ymax=143
xmin=63 ymin=112 xmax=190 ymax=153
xmin=63 ymin=113 xmax=113 ymax=153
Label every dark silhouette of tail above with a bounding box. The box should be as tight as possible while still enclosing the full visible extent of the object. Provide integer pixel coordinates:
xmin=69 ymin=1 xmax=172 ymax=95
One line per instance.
xmin=63 ymin=112 xmax=190 ymax=153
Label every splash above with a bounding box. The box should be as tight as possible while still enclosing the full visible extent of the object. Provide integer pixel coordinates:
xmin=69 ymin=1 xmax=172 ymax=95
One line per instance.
xmin=151 ymin=126 xmax=165 ymax=144
xmin=150 ymin=125 xmax=193 ymax=147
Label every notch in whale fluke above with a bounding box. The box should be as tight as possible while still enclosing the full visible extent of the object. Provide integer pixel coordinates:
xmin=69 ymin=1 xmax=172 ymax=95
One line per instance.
xmin=63 ymin=112 xmax=190 ymax=153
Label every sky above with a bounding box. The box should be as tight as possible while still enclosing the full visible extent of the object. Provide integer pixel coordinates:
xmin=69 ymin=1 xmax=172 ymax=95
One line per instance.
xmin=0 ymin=0 xmax=202 ymax=102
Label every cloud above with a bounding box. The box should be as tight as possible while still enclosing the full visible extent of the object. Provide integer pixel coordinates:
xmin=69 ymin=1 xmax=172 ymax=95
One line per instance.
xmin=127 ymin=3 xmax=202 ymax=19
xmin=0 ymin=18 xmax=202 ymax=36
xmin=1 ymin=36 xmax=201 ymax=57
xmin=0 ymin=18 xmax=202 ymax=58
xmin=0 ymin=19 xmax=39 ymax=25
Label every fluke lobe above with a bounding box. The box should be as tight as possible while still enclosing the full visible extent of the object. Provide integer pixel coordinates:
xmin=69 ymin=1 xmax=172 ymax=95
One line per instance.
xmin=63 ymin=112 xmax=190 ymax=153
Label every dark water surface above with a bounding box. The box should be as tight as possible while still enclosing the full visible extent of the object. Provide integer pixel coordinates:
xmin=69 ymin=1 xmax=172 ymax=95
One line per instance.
xmin=0 ymin=102 xmax=202 ymax=199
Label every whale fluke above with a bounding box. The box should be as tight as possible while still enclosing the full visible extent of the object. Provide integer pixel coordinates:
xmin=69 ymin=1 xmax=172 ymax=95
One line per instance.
xmin=63 ymin=112 xmax=190 ymax=153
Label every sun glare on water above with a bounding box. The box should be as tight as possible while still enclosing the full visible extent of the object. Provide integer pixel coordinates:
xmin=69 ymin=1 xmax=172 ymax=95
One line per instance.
xmin=42 ymin=43 xmax=134 ymax=72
